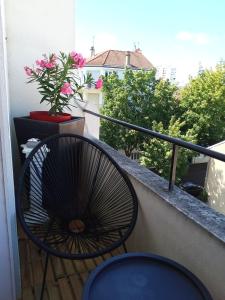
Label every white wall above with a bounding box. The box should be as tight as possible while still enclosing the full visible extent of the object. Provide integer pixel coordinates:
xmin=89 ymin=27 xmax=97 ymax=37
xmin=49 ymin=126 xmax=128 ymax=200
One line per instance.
xmin=0 ymin=143 xmax=17 ymax=300
xmin=83 ymin=89 xmax=101 ymax=139
xmin=0 ymin=1 xmax=19 ymax=298
xmin=3 ymin=0 xmax=77 ymax=297
xmin=5 ymin=0 xmax=77 ymax=118
xmin=206 ymin=142 xmax=225 ymax=214
xmin=127 ymin=176 xmax=225 ymax=300
xmin=5 ymin=0 xmax=81 ymax=172
xmin=83 ymin=66 xmax=125 ymax=80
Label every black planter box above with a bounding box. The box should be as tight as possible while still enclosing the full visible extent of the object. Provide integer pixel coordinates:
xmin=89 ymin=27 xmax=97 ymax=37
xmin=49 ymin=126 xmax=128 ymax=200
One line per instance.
xmin=14 ymin=116 xmax=85 ymax=162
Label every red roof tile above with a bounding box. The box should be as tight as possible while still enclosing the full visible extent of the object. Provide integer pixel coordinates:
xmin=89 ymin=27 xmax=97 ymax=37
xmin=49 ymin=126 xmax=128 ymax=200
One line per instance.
xmin=85 ymin=50 xmax=153 ymax=69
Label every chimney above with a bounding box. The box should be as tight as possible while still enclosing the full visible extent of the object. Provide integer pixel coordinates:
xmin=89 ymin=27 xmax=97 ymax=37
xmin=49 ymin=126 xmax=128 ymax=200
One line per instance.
xmin=125 ymin=51 xmax=131 ymax=67
xmin=90 ymin=45 xmax=95 ymax=57
xmin=135 ymin=48 xmax=142 ymax=54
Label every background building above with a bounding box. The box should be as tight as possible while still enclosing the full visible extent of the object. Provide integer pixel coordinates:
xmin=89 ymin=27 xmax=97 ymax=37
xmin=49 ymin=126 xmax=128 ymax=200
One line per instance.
xmin=82 ymin=49 xmax=154 ymax=138
xmin=156 ymin=65 xmax=177 ymax=82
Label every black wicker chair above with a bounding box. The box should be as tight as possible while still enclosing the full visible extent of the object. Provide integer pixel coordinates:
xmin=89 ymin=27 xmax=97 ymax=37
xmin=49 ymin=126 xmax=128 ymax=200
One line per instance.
xmin=16 ymin=134 xmax=138 ymax=299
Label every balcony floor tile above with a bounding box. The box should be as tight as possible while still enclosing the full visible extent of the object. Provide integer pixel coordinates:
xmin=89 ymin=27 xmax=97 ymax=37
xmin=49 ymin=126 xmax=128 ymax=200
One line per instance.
xmin=18 ymin=225 xmax=124 ymax=300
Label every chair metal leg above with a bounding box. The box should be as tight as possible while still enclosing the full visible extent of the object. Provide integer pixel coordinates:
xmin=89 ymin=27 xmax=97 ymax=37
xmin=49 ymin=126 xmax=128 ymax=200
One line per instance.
xmin=40 ymin=253 xmax=49 ymax=300
xmin=122 ymin=241 xmax=128 ymax=253
xmin=119 ymin=230 xmax=127 ymax=253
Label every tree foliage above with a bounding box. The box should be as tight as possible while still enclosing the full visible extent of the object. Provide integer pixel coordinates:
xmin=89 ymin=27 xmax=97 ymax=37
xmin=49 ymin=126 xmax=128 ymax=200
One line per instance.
xmin=100 ymin=65 xmax=225 ymax=182
xmin=179 ymin=64 xmax=225 ymax=146
xmin=139 ymin=117 xmax=196 ymax=182
xmin=100 ymin=69 xmax=178 ymax=156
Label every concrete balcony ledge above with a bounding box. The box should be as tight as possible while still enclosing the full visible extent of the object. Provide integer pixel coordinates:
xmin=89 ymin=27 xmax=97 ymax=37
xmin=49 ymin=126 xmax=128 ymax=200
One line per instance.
xmin=95 ymin=138 xmax=225 ymax=243
xmin=91 ymin=137 xmax=225 ymax=300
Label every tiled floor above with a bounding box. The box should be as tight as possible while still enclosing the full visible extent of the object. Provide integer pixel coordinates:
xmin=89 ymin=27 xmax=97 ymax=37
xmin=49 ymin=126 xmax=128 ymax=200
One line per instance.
xmin=18 ymin=226 xmax=123 ymax=300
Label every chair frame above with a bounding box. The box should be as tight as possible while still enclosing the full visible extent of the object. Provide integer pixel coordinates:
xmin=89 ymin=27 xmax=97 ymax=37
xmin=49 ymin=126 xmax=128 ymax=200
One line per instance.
xmin=16 ymin=134 xmax=138 ymax=299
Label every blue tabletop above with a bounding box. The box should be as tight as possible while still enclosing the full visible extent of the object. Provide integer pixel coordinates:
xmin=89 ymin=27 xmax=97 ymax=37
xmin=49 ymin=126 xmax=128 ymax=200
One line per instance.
xmin=83 ymin=253 xmax=212 ymax=300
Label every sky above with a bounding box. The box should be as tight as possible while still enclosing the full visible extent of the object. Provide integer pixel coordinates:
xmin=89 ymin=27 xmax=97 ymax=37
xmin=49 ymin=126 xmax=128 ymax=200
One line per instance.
xmin=75 ymin=0 xmax=225 ymax=84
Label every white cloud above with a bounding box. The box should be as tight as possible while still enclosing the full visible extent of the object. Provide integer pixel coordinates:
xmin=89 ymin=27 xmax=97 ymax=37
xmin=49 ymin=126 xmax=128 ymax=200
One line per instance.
xmin=176 ymin=31 xmax=193 ymax=41
xmin=193 ymin=33 xmax=209 ymax=45
xmin=176 ymin=31 xmax=210 ymax=45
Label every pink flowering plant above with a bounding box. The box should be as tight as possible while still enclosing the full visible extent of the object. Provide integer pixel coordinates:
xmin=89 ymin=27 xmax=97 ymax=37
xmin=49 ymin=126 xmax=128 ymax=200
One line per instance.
xmin=95 ymin=78 xmax=103 ymax=89
xmin=24 ymin=51 xmax=94 ymax=115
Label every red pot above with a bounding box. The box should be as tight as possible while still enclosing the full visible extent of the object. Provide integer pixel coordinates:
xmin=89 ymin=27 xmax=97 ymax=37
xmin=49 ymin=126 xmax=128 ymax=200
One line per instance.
xmin=30 ymin=111 xmax=72 ymax=123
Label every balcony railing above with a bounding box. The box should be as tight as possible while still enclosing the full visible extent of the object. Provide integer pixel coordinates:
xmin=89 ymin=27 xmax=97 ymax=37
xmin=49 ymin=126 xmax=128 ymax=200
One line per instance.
xmin=82 ymin=107 xmax=225 ymax=191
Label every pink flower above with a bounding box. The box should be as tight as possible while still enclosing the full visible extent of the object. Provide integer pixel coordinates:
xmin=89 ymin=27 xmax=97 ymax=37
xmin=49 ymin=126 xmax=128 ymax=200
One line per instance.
xmin=24 ymin=66 xmax=33 ymax=76
xmin=70 ymin=51 xmax=86 ymax=68
xmin=60 ymin=82 xmax=74 ymax=95
xmin=45 ymin=54 xmax=57 ymax=68
xmin=36 ymin=59 xmax=46 ymax=68
xmin=95 ymin=78 xmax=103 ymax=89
xmin=45 ymin=61 xmax=56 ymax=69
xmin=36 ymin=58 xmax=56 ymax=69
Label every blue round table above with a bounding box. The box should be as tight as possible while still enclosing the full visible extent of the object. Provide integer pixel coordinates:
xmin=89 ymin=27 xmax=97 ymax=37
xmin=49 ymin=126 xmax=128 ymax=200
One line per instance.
xmin=82 ymin=253 xmax=212 ymax=300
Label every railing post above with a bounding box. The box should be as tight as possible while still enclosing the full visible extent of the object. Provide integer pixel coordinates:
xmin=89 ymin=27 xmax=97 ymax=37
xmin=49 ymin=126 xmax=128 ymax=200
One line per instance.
xmin=169 ymin=144 xmax=179 ymax=191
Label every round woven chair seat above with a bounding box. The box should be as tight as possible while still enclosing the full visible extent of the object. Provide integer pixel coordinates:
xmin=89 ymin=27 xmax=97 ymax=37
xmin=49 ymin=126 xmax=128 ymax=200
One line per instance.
xmin=17 ymin=134 xmax=138 ymax=259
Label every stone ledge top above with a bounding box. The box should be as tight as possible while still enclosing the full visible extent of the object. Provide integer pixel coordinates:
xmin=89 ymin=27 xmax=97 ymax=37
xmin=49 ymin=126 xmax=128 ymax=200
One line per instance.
xmin=90 ymin=136 xmax=225 ymax=245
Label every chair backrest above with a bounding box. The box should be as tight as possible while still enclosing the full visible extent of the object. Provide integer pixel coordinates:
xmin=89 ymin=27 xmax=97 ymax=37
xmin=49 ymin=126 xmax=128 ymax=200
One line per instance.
xmin=17 ymin=134 xmax=138 ymax=259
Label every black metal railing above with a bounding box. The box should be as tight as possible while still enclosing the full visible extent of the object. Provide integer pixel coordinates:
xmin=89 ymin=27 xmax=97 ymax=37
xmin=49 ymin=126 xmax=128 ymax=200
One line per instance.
xmin=83 ymin=108 xmax=225 ymax=191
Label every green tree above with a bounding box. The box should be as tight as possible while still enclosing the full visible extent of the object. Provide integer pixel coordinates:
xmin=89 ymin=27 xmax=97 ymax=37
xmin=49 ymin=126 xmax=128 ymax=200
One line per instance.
xmin=139 ymin=117 xmax=196 ymax=182
xmin=179 ymin=64 xmax=225 ymax=146
xmin=100 ymin=69 xmax=178 ymax=156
